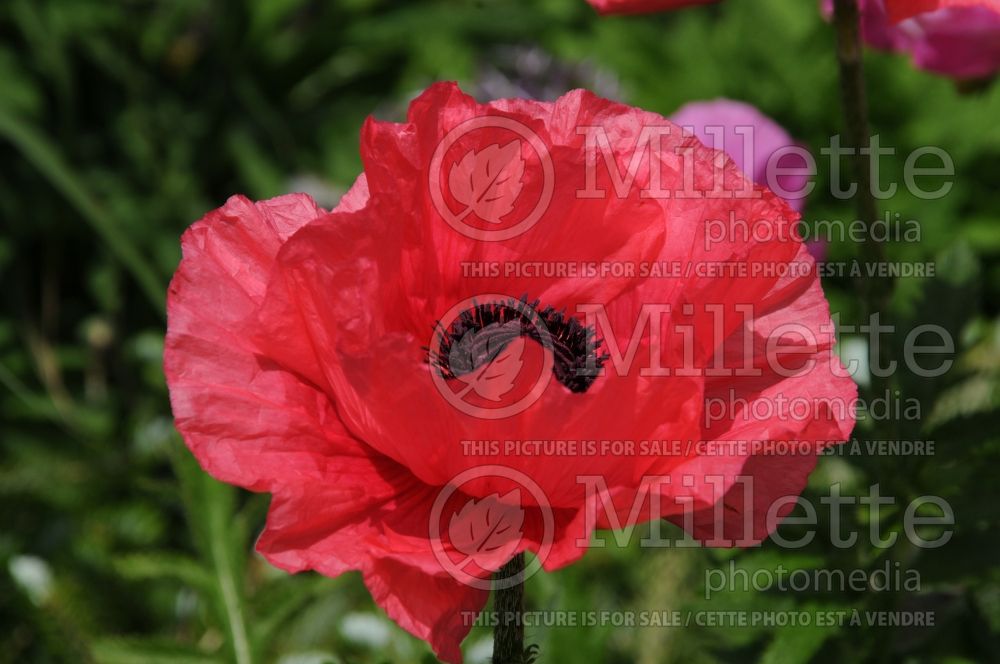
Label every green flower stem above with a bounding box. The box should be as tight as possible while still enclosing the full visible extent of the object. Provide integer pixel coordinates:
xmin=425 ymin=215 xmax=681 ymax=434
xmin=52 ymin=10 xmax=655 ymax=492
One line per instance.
xmin=832 ymin=0 xmax=897 ymax=436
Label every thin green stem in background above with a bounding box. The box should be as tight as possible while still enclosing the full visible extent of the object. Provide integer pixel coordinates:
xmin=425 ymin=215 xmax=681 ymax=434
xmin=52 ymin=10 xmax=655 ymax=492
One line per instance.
xmin=832 ymin=0 xmax=897 ymax=434
xmin=0 ymin=107 xmax=167 ymax=316
xmin=208 ymin=508 xmax=253 ymax=664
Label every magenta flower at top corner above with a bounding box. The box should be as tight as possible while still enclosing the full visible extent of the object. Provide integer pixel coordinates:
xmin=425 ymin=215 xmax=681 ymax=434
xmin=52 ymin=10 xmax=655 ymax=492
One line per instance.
xmin=587 ymin=0 xmax=717 ymax=15
xmin=825 ymin=0 xmax=1000 ymax=79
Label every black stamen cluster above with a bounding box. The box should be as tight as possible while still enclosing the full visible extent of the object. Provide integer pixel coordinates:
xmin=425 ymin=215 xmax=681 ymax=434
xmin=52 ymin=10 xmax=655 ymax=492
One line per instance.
xmin=427 ymin=295 xmax=609 ymax=393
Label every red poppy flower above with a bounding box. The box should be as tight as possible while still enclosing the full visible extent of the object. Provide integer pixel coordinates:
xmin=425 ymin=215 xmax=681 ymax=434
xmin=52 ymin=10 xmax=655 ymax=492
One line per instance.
xmin=165 ymin=82 xmax=856 ymax=663
xmin=587 ymin=0 xmax=718 ymax=15
xmin=884 ymin=0 xmax=1000 ymax=22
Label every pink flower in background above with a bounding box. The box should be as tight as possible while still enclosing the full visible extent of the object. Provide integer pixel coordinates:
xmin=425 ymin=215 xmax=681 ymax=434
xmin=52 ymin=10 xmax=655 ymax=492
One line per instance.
xmin=587 ymin=0 xmax=717 ymax=15
xmin=824 ymin=0 xmax=1000 ymax=79
xmin=670 ymin=99 xmax=825 ymax=260
xmin=670 ymin=99 xmax=811 ymax=213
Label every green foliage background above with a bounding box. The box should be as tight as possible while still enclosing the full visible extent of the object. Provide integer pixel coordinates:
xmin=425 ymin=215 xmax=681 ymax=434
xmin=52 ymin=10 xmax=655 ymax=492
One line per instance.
xmin=1 ymin=0 xmax=999 ymax=662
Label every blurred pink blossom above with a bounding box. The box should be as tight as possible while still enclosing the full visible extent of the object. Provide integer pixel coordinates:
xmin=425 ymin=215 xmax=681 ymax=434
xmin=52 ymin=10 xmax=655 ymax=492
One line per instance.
xmin=670 ymin=99 xmax=811 ymax=213
xmin=824 ymin=0 xmax=1000 ymax=79
xmin=670 ymin=99 xmax=826 ymax=262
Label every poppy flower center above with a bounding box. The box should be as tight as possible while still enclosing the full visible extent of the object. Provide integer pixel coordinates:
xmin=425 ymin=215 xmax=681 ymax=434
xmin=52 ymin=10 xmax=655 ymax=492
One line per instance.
xmin=428 ymin=296 xmax=608 ymax=393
